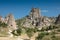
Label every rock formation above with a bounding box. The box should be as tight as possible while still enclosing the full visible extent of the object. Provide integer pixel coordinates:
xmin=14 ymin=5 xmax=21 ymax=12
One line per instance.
xmin=23 ymin=8 xmax=41 ymax=27
xmin=0 ymin=14 xmax=17 ymax=32
xmin=29 ymin=8 xmax=41 ymax=19
xmin=29 ymin=8 xmax=42 ymax=26
xmin=55 ymin=14 xmax=60 ymax=24
xmin=4 ymin=14 xmax=17 ymax=37
xmin=6 ymin=14 xmax=17 ymax=31
xmin=0 ymin=16 xmax=4 ymax=22
xmin=23 ymin=8 xmax=51 ymax=28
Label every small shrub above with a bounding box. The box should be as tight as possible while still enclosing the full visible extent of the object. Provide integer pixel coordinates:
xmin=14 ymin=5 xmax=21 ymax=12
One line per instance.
xmin=26 ymin=28 xmax=34 ymax=38
xmin=35 ymin=32 xmax=49 ymax=40
xmin=11 ymin=28 xmax=22 ymax=36
xmin=0 ymin=21 xmax=8 ymax=27
xmin=41 ymin=27 xmax=45 ymax=31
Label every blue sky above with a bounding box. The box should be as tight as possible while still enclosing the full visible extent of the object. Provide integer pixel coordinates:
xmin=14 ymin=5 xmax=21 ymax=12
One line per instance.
xmin=0 ymin=0 xmax=60 ymax=19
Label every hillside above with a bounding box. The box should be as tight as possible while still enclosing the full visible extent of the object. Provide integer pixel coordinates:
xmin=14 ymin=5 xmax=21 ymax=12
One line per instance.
xmin=0 ymin=8 xmax=60 ymax=40
xmin=15 ymin=8 xmax=60 ymax=40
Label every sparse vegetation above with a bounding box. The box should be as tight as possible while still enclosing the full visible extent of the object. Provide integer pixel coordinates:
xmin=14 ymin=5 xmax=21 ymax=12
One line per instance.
xmin=0 ymin=7 xmax=60 ymax=40
xmin=25 ymin=28 xmax=34 ymax=38
xmin=42 ymin=36 xmax=52 ymax=40
xmin=0 ymin=21 xmax=8 ymax=27
xmin=35 ymin=32 xmax=49 ymax=40
xmin=11 ymin=28 xmax=22 ymax=36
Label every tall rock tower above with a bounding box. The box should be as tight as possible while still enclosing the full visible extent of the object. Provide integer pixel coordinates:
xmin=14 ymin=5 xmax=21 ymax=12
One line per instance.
xmin=23 ymin=8 xmax=51 ymax=28
xmin=29 ymin=8 xmax=41 ymax=26
xmin=30 ymin=8 xmax=41 ymax=19
xmin=6 ymin=14 xmax=17 ymax=31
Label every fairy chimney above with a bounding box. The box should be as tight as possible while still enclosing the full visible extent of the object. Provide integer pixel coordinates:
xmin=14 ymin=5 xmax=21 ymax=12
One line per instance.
xmin=6 ymin=14 xmax=17 ymax=31
xmin=29 ymin=8 xmax=41 ymax=26
xmin=30 ymin=8 xmax=41 ymax=20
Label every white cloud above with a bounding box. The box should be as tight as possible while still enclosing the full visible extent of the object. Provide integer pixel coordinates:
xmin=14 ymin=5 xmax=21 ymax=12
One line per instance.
xmin=41 ymin=10 xmax=48 ymax=12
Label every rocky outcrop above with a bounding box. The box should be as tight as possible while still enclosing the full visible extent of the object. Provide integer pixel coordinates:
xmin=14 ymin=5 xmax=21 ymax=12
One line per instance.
xmin=29 ymin=8 xmax=41 ymax=19
xmin=4 ymin=14 xmax=17 ymax=37
xmin=23 ymin=8 xmax=42 ymax=27
xmin=0 ymin=14 xmax=18 ymax=37
xmin=0 ymin=16 xmax=4 ymax=22
xmin=23 ymin=8 xmax=51 ymax=28
xmin=0 ymin=14 xmax=17 ymax=32
xmin=5 ymin=14 xmax=17 ymax=31
xmin=55 ymin=14 xmax=60 ymax=24
xmin=29 ymin=8 xmax=41 ymax=26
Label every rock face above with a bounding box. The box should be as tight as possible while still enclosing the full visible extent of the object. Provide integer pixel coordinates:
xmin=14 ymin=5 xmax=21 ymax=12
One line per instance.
xmin=0 ymin=14 xmax=17 ymax=32
xmin=0 ymin=16 xmax=4 ymax=22
xmin=23 ymin=8 xmax=42 ymax=27
xmin=5 ymin=14 xmax=17 ymax=31
xmin=29 ymin=8 xmax=41 ymax=19
xmin=23 ymin=8 xmax=51 ymax=28
xmin=5 ymin=14 xmax=17 ymax=37
xmin=0 ymin=14 xmax=17 ymax=37
xmin=29 ymin=8 xmax=41 ymax=26
xmin=55 ymin=14 xmax=60 ymax=24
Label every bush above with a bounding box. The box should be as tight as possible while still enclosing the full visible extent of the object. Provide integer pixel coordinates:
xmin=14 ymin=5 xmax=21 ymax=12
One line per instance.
xmin=45 ymin=25 xmax=57 ymax=31
xmin=0 ymin=21 xmax=8 ymax=27
xmin=41 ymin=27 xmax=45 ymax=31
xmin=11 ymin=28 xmax=22 ymax=36
xmin=51 ymin=35 xmax=56 ymax=38
xmin=26 ymin=28 xmax=34 ymax=38
xmin=33 ymin=27 xmax=38 ymax=33
xmin=35 ymin=32 xmax=49 ymax=40
xmin=42 ymin=36 xmax=52 ymax=40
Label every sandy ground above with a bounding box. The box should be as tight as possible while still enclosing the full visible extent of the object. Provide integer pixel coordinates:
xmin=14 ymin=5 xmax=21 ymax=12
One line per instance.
xmin=0 ymin=32 xmax=38 ymax=40
xmin=0 ymin=37 xmax=23 ymax=40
